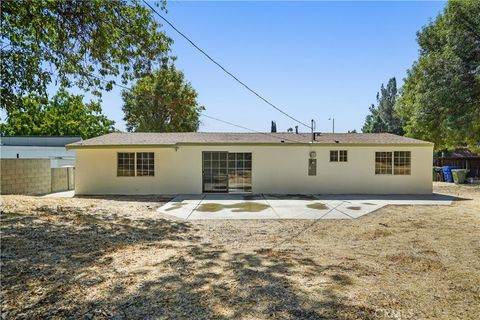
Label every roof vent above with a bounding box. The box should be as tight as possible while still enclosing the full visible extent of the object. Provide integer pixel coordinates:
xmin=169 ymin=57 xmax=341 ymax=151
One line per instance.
xmin=335 ymin=140 xmax=340 ymax=144
xmin=281 ymin=140 xmax=285 ymax=143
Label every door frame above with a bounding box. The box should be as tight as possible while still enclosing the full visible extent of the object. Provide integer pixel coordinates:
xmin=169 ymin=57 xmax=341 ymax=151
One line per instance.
xmin=201 ymin=151 xmax=253 ymax=193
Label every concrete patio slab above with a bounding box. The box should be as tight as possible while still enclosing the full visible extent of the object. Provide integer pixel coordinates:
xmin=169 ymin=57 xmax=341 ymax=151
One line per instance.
xmin=157 ymin=193 xmax=456 ymax=220
xmin=263 ymin=197 xmax=331 ymax=219
xmin=159 ymin=194 xmax=205 ymax=219
xmin=320 ymin=210 xmax=354 ymax=220
xmin=42 ymin=190 xmax=75 ymax=198
xmin=188 ymin=194 xmax=278 ymax=220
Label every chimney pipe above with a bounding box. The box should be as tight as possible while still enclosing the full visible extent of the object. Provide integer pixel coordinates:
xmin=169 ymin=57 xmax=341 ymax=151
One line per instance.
xmin=295 ymin=126 xmax=298 ymax=134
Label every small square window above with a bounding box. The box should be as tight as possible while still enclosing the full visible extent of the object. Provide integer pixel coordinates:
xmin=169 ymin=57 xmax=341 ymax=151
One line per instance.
xmin=339 ymin=150 xmax=348 ymax=162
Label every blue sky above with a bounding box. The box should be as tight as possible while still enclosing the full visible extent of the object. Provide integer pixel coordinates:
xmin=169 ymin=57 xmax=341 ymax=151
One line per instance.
xmin=81 ymin=1 xmax=446 ymax=133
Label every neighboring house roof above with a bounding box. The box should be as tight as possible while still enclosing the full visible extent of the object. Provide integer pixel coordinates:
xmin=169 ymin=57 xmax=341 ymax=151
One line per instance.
xmin=435 ymin=148 xmax=480 ymax=159
xmin=1 ymin=136 xmax=82 ymax=147
xmin=67 ymin=132 xmax=432 ymax=148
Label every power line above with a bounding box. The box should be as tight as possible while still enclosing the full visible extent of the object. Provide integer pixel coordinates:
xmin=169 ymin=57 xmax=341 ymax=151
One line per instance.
xmin=141 ymin=0 xmax=312 ymax=130
xmin=202 ymin=113 xmax=310 ymax=144
xmin=91 ymin=73 xmax=309 ymax=144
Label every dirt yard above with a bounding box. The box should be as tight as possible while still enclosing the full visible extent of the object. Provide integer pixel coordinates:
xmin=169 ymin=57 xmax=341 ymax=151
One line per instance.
xmin=1 ymin=183 xmax=479 ymax=319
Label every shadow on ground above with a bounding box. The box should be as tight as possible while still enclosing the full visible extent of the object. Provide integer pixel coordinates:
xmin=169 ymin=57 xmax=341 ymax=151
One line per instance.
xmin=74 ymin=194 xmax=173 ymax=203
xmin=1 ymin=207 xmax=376 ymax=319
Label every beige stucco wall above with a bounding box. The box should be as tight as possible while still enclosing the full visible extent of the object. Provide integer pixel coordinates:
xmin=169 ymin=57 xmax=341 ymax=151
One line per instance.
xmin=74 ymin=144 xmax=433 ymax=195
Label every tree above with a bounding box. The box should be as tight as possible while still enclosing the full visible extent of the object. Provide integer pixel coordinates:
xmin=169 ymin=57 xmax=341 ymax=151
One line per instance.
xmin=122 ymin=65 xmax=204 ymax=132
xmin=270 ymin=121 xmax=277 ymax=133
xmin=396 ymin=0 xmax=480 ymax=151
xmin=287 ymin=128 xmax=293 ymax=133
xmin=1 ymin=0 xmax=171 ymax=111
xmin=0 ymin=89 xmax=116 ymax=139
xmin=362 ymin=77 xmax=404 ymax=135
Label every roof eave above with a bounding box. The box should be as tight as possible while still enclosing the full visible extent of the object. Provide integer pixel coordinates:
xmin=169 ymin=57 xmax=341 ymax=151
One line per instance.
xmin=66 ymin=142 xmax=433 ymax=150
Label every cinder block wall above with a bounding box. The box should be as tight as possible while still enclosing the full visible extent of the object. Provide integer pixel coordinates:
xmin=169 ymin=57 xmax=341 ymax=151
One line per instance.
xmin=1 ymin=159 xmax=51 ymax=195
xmin=51 ymin=168 xmax=68 ymax=193
xmin=68 ymin=167 xmax=75 ymax=190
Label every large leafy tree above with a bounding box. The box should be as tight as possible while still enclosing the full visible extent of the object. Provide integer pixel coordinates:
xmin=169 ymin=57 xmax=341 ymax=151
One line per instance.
xmin=0 ymin=89 xmax=116 ymax=139
xmin=396 ymin=0 xmax=480 ymax=151
xmin=1 ymin=0 xmax=171 ymax=111
xmin=122 ymin=65 xmax=204 ymax=132
xmin=362 ymin=77 xmax=403 ymax=135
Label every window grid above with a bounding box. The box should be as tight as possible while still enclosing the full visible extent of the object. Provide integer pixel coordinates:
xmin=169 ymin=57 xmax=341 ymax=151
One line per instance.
xmin=330 ymin=150 xmax=338 ymax=162
xmin=375 ymin=152 xmax=393 ymax=175
xmin=136 ymin=152 xmax=155 ymax=176
xmin=117 ymin=152 xmax=155 ymax=177
xmin=228 ymin=152 xmax=252 ymax=192
xmin=330 ymin=150 xmax=348 ymax=162
xmin=394 ymin=151 xmax=411 ymax=175
xmin=117 ymin=153 xmax=135 ymax=176
xmin=203 ymin=152 xmax=252 ymax=192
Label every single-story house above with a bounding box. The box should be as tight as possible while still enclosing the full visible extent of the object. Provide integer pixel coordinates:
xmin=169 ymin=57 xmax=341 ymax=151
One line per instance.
xmin=66 ymin=132 xmax=433 ymax=195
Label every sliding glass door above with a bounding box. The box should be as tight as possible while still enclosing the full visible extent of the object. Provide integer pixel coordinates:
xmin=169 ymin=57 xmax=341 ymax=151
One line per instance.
xmin=202 ymin=151 xmax=252 ymax=193
xmin=228 ymin=152 xmax=252 ymax=193
xmin=202 ymin=151 xmax=228 ymax=192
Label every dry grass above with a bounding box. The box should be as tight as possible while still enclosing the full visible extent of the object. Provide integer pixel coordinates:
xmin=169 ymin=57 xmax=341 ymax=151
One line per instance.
xmin=1 ymin=182 xmax=479 ymax=319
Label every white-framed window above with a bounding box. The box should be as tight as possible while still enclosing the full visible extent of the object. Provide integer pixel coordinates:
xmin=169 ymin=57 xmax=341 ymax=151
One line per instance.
xmin=375 ymin=151 xmax=411 ymax=175
xmin=117 ymin=152 xmax=154 ymax=177
xmin=330 ymin=150 xmax=347 ymax=162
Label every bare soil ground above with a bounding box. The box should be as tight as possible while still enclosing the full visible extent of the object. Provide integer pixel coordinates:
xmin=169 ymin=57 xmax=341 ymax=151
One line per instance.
xmin=1 ymin=182 xmax=479 ymax=319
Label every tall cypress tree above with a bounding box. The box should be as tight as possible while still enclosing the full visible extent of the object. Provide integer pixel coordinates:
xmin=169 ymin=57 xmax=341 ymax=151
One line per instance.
xmin=362 ymin=77 xmax=404 ymax=135
xmin=271 ymin=121 xmax=277 ymax=133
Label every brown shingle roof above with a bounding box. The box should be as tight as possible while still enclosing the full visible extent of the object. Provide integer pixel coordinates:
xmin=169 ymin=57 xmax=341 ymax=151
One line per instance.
xmin=67 ymin=132 xmax=432 ymax=148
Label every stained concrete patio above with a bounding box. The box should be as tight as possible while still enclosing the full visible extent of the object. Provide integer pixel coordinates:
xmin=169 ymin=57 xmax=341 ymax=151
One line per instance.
xmin=157 ymin=193 xmax=456 ymax=220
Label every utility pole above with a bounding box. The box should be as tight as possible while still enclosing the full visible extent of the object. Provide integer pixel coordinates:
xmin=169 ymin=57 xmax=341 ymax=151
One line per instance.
xmin=311 ymin=119 xmax=316 ymax=141
xmin=328 ymin=117 xmax=335 ymax=133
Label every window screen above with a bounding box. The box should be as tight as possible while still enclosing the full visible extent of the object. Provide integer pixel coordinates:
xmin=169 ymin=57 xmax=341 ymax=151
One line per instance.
xmin=330 ymin=150 xmax=347 ymax=162
xmin=394 ymin=151 xmax=411 ymax=175
xmin=117 ymin=153 xmax=135 ymax=176
xmin=308 ymin=159 xmax=317 ymax=176
xmin=136 ymin=152 xmax=154 ymax=176
xmin=330 ymin=150 xmax=338 ymax=162
xmin=375 ymin=152 xmax=393 ymax=175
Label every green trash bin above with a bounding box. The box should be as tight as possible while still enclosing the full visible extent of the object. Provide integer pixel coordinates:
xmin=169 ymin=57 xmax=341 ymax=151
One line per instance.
xmin=451 ymin=169 xmax=468 ymax=184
